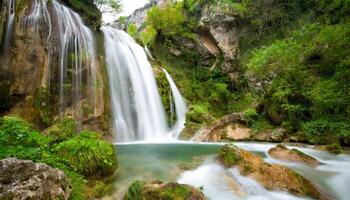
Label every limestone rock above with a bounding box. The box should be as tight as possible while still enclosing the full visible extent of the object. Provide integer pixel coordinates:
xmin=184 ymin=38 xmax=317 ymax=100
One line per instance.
xmin=0 ymin=158 xmax=71 ymax=200
xmin=268 ymin=144 xmax=320 ymax=167
xmin=218 ymin=145 xmax=329 ymax=199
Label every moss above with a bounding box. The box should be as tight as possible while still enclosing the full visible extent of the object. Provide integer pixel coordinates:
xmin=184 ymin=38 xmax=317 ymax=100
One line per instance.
xmin=155 ymin=69 xmax=173 ymax=125
xmin=321 ymin=143 xmax=342 ymax=154
xmin=160 ymin=183 xmax=191 ymax=199
xmin=34 ymin=87 xmax=54 ymax=126
xmin=218 ymin=144 xmax=242 ymax=167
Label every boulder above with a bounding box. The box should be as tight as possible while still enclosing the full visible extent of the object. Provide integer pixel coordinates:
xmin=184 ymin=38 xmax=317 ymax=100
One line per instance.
xmin=0 ymin=158 xmax=71 ymax=200
xmin=218 ymin=145 xmax=329 ymax=199
xmin=268 ymin=144 xmax=320 ymax=167
xmin=123 ymin=180 xmax=207 ymax=200
xmin=315 ymin=143 xmax=342 ymax=154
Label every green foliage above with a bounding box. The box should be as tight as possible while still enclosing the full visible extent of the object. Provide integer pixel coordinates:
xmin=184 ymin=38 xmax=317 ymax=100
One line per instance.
xmin=0 ymin=116 xmax=49 ymax=147
xmin=140 ymin=26 xmax=157 ymax=46
xmin=94 ymin=0 xmax=122 ymax=13
xmin=46 ymin=118 xmax=78 ymax=144
xmin=0 ymin=116 xmax=117 ymax=200
xmin=127 ymin=23 xmax=138 ymax=39
xmin=302 ymin=119 xmax=349 ymax=144
xmin=243 ymin=109 xmax=258 ymax=126
xmin=147 ymin=3 xmax=187 ymax=38
xmin=55 ymin=131 xmax=117 ymax=176
xmin=124 ymin=181 xmax=145 ymax=200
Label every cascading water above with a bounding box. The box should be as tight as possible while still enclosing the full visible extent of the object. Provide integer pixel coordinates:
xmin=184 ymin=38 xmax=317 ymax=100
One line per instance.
xmin=162 ymin=68 xmax=187 ymax=138
xmin=52 ymin=0 xmax=98 ymax=119
xmin=23 ymin=0 xmax=100 ymax=121
xmin=2 ymin=0 xmax=15 ymax=58
xmin=102 ymin=26 xmax=169 ymax=142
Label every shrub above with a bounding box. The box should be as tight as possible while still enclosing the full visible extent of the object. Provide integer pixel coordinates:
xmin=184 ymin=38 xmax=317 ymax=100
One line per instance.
xmin=124 ymin=181 xmax=145 ymax=200
xmin=243 ymin=108 xmax=258 ymax=126
xmin=0 ymin=116 xmax=49 ymax=147
xmin=55 ymin=131 xmax=118 ymax=176
xmin=45 ymin=118 xmax=78 ymax=144
xmin=302 ymin=119 xmax=346 ymax=144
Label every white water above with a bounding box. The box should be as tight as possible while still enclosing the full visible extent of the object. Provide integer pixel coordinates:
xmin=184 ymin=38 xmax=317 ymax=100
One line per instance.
xmin=102 ymin=27 xmax=170 ymax=142
xmin=52 ymin=0 xmax=98 ymax=119
xmin=162 ymin=68 xmax=187 ymax=138
xmin=23 ymin=0 xmax=99 ymax=120
xmin=178 ymin=142 xmax=350 ymax=200
xmin=2 ymin=0 xmax=15 ymax=58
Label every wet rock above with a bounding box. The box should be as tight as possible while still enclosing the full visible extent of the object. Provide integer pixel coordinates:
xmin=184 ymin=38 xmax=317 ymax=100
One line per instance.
xmin=123 ymin=180 xmax=207 ymax=200
xmin=218 ymin=145 xmax=328 ymax=199
xmin=0 ymin=158 xmax=71 ymax=200
xmin=270 ymin=128 xmax=286 ymax=141
xmin=315 ymin=143 xmax=342 ymax=154
xmin=268 ymin=144 xmax=320 ymax=167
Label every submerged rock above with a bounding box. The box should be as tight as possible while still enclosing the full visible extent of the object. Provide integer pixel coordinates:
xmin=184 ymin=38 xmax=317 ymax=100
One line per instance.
xmin=268 ymin=144 xmax=320 ymax=167
xmin=218 ymin=145 xmax=329 ymax=199
xmin=0 ymin=158 xmax=71 ymax=200
xmin=123 ymin=180 xmax=207 ymax=200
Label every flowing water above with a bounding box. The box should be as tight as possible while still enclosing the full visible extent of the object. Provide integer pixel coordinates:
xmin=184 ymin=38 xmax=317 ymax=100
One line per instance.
xmin=2 ymin=0 xmax=15 ymax=59
xmin=104 ymin=142 xmax=350 ymax=200
xmin=162 ymin=68 xmax=187 ymax=138
xmin=102 ymin=27 xmax=187 ymax=142
xmin=23 ymin=0 xmax=100 ymax=121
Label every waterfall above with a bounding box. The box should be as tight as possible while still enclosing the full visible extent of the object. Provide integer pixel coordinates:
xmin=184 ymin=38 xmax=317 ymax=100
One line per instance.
xmin=162 ymin=68 xmax=187 ymax=138
xmin=23 ymin=0 xmax=100 ymax=122
xmin=2 ymin=0 xmax=15 ymax=58
xmin=102 ymin=26 xmax=170 ymax=142
xmin=52 ymin=0 xmax=98 ymax=119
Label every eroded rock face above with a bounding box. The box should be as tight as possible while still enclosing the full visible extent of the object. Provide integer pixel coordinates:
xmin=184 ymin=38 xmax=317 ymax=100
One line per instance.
xmin=123 ymin=181 xmax=207 ymax=200
xmin=218 ymin=145 xmax=328 ymax=199
xmin=199 ymin=3 xmax=239 ymax=73
xmin=268 ymin=144 xmax=320 ymax=167
xmin=0 ymin=158 xmax=71 ymax=200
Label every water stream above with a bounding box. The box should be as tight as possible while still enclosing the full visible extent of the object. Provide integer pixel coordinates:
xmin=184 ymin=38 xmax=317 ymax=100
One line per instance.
xmin=2 ymin=0 xmax=15 ymax=60
xmin=104 ymin=142 xmax=350 ymax=200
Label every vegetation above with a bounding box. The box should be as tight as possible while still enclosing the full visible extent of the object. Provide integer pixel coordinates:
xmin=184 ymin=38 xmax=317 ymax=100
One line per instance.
xmin=0 ymin=116 xmax=117 ymax=199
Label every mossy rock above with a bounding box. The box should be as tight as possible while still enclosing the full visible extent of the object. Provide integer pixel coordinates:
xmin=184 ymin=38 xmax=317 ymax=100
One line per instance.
xmin=218 ymin=144 xmax=328 ymax=199
xmin=123 ymin=181 xmax=207 ymax=200
xmin=316 ymin=143 xmax=342 ymax=154
xmin=218 ymin=144 xmax=242 ymax=167
xmin=268 ymin=144 xmax=320 ymax=167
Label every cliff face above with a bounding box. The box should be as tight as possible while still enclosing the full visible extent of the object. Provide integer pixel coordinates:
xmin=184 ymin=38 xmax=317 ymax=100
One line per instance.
xmin=0 ymin=0 xmax=109 ymax=133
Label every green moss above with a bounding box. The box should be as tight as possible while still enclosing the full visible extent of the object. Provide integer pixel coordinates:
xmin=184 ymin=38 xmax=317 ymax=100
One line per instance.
xmin=160 ymin=183 xmax=191 ymax=199
xmin=218 ymin=144 xmax=242 ymax=167
xmin=34 ymin=87 xmax=54 ymax=125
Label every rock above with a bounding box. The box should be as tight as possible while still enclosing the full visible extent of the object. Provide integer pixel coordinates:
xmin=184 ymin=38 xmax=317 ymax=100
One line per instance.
xmin=123 ymin=180 xmax=207 ymax=200
xmin=226 ymin=124 xmax=251 ymax=141
xmin=0 ymin=158 xmax=71 ymax=200
xmin=169 ymin=47 xmax=182 ymax=57
xmin=270 ymin=128 xmax=286 ymax=141
xmin=191 ymin=113 xmax=244 ymax=142
xmin=268 ymin=144 xmax=320 ymax=167
xmin=199 ymin=4 xmax=239 ymax=62
xmin=218 ymin=145 xmax=329 ymax=199
xmin=315 ymin=143 xmax=342 ymax=154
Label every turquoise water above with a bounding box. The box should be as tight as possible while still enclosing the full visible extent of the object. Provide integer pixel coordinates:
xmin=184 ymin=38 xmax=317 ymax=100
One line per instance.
xmin=104 ymin=142 xmax=350 ymax=200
